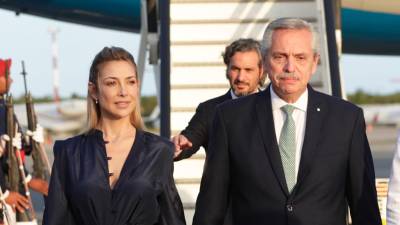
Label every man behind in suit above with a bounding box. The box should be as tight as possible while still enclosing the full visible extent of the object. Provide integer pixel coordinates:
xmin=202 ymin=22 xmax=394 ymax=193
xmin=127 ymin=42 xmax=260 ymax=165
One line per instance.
xmin=193 ymin=18 xmax=382 ymax=225
xmin=173 ymin=38 xmax=265 ymax=160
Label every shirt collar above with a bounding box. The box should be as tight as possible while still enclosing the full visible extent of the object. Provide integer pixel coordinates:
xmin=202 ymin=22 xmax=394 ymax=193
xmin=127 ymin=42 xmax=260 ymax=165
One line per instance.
xmin=270 ymin=86 xmax=308 ymax=112
xmin=230 ymin=88 xmax=260 ymax=100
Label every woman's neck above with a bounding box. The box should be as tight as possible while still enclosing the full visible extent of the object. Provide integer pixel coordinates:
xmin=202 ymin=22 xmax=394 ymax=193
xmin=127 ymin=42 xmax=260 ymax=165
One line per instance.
xmin=98 ymin=117 xmax=136 ymax=143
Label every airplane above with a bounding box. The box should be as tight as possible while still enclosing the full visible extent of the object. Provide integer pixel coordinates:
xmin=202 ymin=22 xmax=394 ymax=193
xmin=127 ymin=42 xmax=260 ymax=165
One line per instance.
xmin=0 ymin=0 xmax=399 ymax=55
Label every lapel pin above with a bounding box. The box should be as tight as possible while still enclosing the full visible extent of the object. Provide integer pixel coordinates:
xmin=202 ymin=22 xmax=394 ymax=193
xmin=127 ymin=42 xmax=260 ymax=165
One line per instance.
xmin=317 ymin=107 xmax=321 ymax=112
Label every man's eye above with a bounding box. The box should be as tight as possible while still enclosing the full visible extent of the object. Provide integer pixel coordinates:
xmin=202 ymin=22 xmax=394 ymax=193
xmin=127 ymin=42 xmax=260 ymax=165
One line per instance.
xmin=129 ymin=80 xmax=136 ymax=85
xmin=273 ymin=55 xmax=285 ymax=62
xmin=296 ymin=56 xmax=306 ymax=61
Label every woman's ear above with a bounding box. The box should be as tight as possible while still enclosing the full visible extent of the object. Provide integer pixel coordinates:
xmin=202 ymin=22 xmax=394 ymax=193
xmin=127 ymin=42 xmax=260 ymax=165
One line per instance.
xmin=88 ymin=82 xmax=98 ymax=101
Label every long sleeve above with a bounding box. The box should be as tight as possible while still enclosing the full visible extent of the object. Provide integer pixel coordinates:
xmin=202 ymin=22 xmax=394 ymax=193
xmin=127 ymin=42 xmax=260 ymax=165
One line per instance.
xmin=43 ymin=141 xmax=75 ymax=225
xmin=193 ymin=107 xmax=230 ymax=225
xmin=158 ymin=171 xmax=186 ymax=225
xmin=387 ymin=131 xmax=400 ymax=225
xmin=346 ymin=109 xmax=382 ymax=225
xmin=177 ymin=102 xmax=209 ymax=160
xmin=159 ymin=145 xmax=186 ymax=225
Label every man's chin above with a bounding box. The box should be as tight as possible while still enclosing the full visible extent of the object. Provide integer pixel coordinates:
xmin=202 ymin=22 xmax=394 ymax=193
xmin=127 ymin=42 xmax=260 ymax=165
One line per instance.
xmin=234 ymin=91 xmax=249 ymax=97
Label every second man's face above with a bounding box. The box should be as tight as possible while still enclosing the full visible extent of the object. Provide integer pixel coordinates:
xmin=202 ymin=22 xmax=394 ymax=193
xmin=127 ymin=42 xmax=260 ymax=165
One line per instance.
xmin=227 ymin=51 xmax=262 ymax=97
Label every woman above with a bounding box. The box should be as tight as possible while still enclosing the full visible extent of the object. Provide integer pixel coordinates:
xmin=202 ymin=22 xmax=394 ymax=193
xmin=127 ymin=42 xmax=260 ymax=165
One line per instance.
xmin=43 ymin=47 xmax=186 ymax=225
xmin=388 ymin=131 xmax=400 ymax=225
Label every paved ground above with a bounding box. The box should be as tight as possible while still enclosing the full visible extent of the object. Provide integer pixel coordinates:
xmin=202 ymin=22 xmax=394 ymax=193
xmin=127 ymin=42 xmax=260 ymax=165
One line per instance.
xmin=368 ymin=125 xmax=398 ymax=178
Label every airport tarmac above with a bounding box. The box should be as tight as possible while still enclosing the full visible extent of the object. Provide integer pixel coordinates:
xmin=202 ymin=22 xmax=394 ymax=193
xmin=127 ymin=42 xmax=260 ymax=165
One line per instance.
xmin=368 ymin=125 xmax=398 ymax=178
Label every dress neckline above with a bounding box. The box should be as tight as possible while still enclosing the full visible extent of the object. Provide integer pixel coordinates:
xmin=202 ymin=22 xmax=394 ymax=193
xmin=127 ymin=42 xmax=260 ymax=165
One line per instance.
xmin=92 ymin=128 xmax=144 ymax=191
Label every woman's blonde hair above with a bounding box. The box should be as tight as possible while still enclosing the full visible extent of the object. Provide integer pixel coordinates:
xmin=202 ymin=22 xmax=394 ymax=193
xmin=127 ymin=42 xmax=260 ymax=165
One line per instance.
xmin=86 ymin=46 xmax=143 ymax=132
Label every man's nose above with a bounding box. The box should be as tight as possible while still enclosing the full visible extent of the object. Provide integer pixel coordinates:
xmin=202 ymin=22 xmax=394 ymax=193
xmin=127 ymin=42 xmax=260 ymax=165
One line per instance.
xmin=284 ymin=58 xmax=295 ymax=72
xmin=236 ymin=70 xmax=245 ymax=81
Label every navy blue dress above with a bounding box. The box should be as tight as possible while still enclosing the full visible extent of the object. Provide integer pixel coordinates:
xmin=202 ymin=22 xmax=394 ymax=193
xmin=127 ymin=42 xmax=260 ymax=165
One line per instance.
xmin=43 ymin=129 xmax=185 ymax=225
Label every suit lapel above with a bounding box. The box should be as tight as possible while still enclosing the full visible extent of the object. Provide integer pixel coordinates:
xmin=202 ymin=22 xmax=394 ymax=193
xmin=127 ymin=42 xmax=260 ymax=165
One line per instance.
xmin=223 ymin=90 xmax=233 ymax=101
xmin=255 ymin=88 xmax=289 ymax=196
xmin=296 ymin=87 xmax=327 ymax=189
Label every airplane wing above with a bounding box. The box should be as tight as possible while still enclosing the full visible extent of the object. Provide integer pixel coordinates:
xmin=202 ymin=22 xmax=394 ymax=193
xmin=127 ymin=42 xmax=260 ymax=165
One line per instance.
xmin=0 ymin=0 xmax=142 ymax=32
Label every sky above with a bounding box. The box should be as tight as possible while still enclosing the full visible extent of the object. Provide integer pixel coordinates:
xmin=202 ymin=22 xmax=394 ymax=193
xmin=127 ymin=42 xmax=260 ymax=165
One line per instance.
xmin=1 ymin=9 xmax=400 ymax=98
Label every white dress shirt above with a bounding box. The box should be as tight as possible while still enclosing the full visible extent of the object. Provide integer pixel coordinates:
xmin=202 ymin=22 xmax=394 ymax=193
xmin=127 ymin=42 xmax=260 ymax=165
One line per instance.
xmin=387 ymin=131 xmax=400 ymax=225
xmin=270 ymin=87 xmax=308 ymax=182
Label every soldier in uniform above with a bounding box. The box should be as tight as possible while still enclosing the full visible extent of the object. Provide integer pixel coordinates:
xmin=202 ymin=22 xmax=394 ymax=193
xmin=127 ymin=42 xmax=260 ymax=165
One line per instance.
xmin=0 ymin=59 xmax=48 ymax=224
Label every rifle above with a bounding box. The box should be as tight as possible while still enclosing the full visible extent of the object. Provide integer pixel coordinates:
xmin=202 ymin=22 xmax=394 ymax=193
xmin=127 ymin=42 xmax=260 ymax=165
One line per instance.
xmin=5 ymin=65 xmax=36 ymax=223
xmin=21 ymin=61 xmax=51 ymax=180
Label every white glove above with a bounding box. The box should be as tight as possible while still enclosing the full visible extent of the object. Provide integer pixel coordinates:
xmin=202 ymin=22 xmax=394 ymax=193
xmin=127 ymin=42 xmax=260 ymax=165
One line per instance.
xmin=13 ymin=132 xmax=22 ymax=150
xmin=27 ymin=124 xmax=44 ymax=143
xmin=1 ymin=133 xmax=22 ymax=150
xmin=0 ymin=135 xmax=7 ymax=156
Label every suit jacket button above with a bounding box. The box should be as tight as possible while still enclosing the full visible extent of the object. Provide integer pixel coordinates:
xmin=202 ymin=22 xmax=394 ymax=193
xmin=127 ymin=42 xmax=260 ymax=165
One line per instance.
xmin=286 ymin=205 xmax=293 ymax=212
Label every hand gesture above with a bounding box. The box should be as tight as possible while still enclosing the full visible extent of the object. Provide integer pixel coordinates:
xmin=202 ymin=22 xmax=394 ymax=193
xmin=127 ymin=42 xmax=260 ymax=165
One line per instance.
xmin=172 ymin=134 xmax=192 ymax=158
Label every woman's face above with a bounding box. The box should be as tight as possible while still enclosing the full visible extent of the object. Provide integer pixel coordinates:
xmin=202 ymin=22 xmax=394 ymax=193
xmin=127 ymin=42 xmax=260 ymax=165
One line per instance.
xmin=90 ymin=60 xmax=139 ymax=121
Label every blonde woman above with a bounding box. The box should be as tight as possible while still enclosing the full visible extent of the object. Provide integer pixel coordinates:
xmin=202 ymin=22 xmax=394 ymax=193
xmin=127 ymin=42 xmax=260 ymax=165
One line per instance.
xmin=43 ymin=47 xmax=185 ymax=225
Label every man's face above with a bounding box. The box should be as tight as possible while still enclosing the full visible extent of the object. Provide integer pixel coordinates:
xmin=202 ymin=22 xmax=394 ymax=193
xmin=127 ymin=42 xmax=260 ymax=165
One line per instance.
xmin=265 ymin=28 xmax=319 ymax=102
xmin=0 ymin=76 xmax=12 ymax=94
xmin=227 ymin=51 xmax=263 ymax=97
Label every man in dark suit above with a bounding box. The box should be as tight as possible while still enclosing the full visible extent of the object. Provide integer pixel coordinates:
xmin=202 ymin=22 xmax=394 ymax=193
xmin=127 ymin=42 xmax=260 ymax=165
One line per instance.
xmin=173 ymin=38 xmax=265 ymax=160
xmin=193 ymin=18 xmax=382 ymax=225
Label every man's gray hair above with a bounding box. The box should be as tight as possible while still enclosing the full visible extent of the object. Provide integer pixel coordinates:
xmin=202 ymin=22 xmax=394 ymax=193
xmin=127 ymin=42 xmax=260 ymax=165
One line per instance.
xmin=261 ymin=18 xmax=320 ymax=55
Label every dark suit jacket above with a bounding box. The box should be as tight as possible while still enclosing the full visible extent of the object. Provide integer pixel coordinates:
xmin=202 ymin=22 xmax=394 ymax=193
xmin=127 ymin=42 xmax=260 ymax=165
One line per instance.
xmin=193 ymin=86 xmax=381 ymax=225
xmin=176 ymin=91 xmax=232 ymax=160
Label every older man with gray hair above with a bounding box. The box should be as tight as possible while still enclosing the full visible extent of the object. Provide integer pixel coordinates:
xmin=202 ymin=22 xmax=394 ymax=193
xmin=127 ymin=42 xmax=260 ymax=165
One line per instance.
xmin=193 ymin=17 xmax=381 ymax=225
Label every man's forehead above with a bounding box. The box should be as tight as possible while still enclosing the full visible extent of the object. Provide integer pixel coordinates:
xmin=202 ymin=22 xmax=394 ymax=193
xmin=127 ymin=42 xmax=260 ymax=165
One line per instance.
xmin=269 ymin=29 xmax=313 ymax=52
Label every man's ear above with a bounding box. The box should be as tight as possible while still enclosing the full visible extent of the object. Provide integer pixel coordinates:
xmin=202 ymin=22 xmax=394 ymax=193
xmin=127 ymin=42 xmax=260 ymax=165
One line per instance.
xmin=88 ymin=82 xmax=98 ymax=100
xmin=311 ymin=53 xmax=320 ymax=74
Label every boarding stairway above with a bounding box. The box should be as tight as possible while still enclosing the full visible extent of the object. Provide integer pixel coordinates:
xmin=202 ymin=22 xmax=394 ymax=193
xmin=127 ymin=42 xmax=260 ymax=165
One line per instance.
xmin=169 ymin=0 xmax=338 ymax=224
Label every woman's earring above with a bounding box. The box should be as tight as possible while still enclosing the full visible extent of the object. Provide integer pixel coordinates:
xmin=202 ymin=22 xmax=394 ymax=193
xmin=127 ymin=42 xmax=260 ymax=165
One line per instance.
xmin=95 ymin=99 xmax=98 ymax=104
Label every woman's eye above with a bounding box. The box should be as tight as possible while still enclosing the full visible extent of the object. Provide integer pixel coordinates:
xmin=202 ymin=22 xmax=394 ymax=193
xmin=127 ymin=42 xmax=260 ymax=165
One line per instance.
xmin=106 ymin=81 xmax=116 ymax=86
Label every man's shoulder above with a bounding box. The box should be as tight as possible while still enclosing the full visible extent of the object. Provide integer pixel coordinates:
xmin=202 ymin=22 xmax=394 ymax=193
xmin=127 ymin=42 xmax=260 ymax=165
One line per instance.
xmin=312 ymin=89 xmax=361 ymax=114
xmin=199 ymin=91 xmax=231 ymax=108
xmin=216 ymin=91 xmax=262 ymax=116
